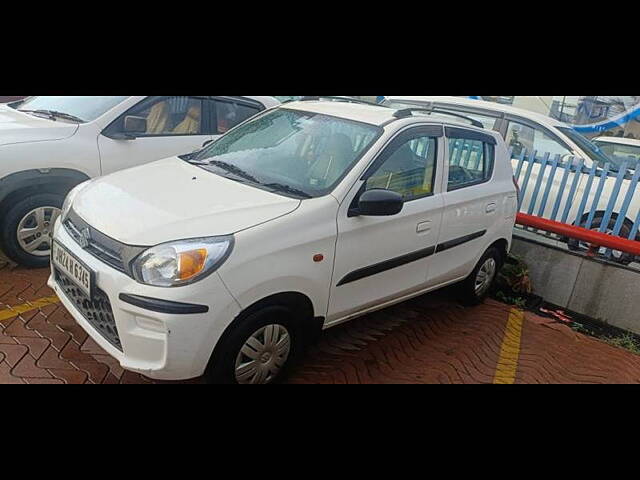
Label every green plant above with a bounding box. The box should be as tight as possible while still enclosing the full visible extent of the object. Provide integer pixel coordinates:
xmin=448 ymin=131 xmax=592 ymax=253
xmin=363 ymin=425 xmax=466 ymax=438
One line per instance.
xmin=496 ymin=254 xmax=532 ymax=295
xmin=495 ymin=291 xmax=527 ymax=308
xmin=604 ymin=333 xmax=640 ymax=355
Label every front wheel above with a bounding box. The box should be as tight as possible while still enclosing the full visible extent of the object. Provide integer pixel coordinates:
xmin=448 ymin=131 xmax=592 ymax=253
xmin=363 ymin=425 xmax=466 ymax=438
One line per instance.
xmin=458 ymin=247 xmax=502 ymax=306
xmin=205 ymin=305 xmax=304 ymax=384
xmin=0 ymin=193 xmax=64 ymax=268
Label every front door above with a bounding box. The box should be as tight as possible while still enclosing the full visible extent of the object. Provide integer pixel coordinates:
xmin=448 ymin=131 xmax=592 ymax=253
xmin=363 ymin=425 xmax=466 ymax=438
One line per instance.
xmin=97 ymin=96 xmax=213 ymax=175
xmin=327 ymin=126 xmax=445 ymax=324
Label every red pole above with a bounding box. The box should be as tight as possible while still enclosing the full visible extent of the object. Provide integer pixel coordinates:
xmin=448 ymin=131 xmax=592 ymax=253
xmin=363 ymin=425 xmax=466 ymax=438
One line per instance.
xmin=516 ymin=212 xmax=640 ymax=256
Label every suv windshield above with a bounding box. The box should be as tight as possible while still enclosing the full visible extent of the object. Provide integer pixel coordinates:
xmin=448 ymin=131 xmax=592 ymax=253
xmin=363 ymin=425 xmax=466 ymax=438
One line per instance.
xmin=15 ymin=96 xmax=129 ymax=122
xmin=192 ymin=108 xmax=381 ymax=198
xmin=557 ymin=126 xmax=615 ymax=170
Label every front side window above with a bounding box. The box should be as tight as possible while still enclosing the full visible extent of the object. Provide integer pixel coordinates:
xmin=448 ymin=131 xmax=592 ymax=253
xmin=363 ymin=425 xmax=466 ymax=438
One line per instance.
xmin=506 ymin=121 xmax=572 ymax=159
xmin=17 ymin=96 xmax=128 ymax=122
xmin=366 ymin=135 xmax=437 ymax=200
xmin=447 ymin=137 xmax=494 ymax=191
xmin=117 ymin=96 xmax=204 ymax=136
xmin=213 ymin=99 xmax=261 ymax=134
xmin=192 ymin=108 xmax=381 ymax=198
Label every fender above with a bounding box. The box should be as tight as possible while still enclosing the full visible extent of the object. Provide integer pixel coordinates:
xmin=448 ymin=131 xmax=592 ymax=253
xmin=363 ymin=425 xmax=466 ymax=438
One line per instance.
xmin=0 ymin=168 xmax=91 ymax=207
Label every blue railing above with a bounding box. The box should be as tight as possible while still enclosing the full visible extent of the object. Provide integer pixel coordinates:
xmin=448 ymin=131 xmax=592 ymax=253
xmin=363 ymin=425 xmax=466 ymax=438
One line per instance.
xmin=510 ymin=147 xmax=640 ymax=262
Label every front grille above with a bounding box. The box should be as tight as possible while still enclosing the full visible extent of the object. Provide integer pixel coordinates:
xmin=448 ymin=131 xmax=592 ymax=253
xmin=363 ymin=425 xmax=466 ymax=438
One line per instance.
xmin=54 ymin=268 xmax=123 ymax=351
xmin=63 ymin=209 xmax=145 ymax=275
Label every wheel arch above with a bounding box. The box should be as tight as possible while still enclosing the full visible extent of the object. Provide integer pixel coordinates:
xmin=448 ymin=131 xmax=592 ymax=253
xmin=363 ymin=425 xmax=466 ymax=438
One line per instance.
xmin=487 ymin=238 xmax=510 ymax=266
xmin=208 ymin=291 xmax=325 ymax=370
xmin=0 ymin=168 xmax=90 ymax=218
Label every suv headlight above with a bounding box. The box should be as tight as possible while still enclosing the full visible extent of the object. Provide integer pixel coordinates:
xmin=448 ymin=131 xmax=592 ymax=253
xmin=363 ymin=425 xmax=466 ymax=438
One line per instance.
xmin=61 ymin=180 xmax=92 ymax=221
xmin=132 ymin=236 xmax=234 ymax=287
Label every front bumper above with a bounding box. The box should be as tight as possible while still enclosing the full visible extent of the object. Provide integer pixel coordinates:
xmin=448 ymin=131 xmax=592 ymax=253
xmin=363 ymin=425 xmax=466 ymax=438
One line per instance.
xmin=48 ymin=219 xmax=242 ymax=380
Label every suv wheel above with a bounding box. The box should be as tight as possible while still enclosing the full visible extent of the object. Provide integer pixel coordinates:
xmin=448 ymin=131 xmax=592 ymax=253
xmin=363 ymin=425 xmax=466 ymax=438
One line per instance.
xmin=0 ymin=193 xmax=64 ymax=268
xmin=567 ymin=213 xmax=634 ymax=265
xmin=206 ymin=305 xmax=304 ymax=384
xmin=458 ymin=247 xmax=502 ymax=306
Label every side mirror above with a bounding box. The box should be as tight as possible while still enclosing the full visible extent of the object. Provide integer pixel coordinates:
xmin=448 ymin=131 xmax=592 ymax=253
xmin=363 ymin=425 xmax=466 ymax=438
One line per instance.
xmin=123 ymin=115 xmax=147 ymax=134
xmin=353 ymin=189 xmax=404 ymax=217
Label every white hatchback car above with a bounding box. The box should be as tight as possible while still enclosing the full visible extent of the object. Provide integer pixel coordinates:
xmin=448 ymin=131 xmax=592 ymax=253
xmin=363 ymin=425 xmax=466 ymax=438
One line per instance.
xmin=48 ymin=99 xmax=518 ymax=384
xmin=0 ymin=95 xmax=280 ymax=267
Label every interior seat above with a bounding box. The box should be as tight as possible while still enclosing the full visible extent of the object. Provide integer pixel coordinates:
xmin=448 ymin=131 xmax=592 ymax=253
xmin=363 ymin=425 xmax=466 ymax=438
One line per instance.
xmin=146 ymin=101 xmax=170 ymax=134
xmin=173 ymin=105 xmax=201 ymax=134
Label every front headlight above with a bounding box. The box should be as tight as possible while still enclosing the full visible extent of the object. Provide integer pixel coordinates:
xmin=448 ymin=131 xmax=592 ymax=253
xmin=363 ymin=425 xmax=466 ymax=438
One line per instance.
xmin=132 ymin=236 xmax=234 ymax=287
xmin=61 ymin=180 xmax=92 ymax=221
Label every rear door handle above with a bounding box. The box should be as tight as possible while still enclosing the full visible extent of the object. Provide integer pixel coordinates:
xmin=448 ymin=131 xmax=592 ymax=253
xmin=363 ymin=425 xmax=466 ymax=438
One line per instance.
xmin=486 ymin=203 xmax=497 ymax=213
xmin=416 ymin=221 xmax=432 ymax=233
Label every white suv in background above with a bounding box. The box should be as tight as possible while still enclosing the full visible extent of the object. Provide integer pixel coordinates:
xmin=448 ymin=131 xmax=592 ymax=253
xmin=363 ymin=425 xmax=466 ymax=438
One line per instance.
xmin=382 ymin=96 xmax=640 ymax=259
xmin=0 ymin=95 xmax=280 ymax=267
xmin=49 ymin=98 xmax=517 ymax=384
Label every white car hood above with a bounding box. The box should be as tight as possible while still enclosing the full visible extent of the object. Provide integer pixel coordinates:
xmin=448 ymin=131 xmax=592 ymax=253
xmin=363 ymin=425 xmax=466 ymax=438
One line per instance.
xmin=0 ymin=104 xmax=79 ymax=146
xmin=73 ymin=157 xmax=301 ymax=246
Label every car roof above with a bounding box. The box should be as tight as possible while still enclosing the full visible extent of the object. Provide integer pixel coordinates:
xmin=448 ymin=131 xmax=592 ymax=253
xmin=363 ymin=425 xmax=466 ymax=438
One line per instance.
xmin=241 ymin=96 xmax=281 ymax=108
xmin=281 ymin=99 xmax=493 ymax=131
xmin=384 ymin=96 xmax=570 ymax=129
xmin=593 ymin=136 xmax=640 ymax=147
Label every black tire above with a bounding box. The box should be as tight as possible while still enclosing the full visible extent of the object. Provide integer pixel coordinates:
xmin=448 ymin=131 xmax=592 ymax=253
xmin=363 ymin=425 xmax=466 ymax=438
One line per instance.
xmin=567 ymin=213 xmax=635 ymax=265
xmin=205 ymin=305 xmax=305 ymax=384
xmin=458 ymin=247 xmax=503 ymax=306
xmin=0 ymin=193 xmax=64 ymax=268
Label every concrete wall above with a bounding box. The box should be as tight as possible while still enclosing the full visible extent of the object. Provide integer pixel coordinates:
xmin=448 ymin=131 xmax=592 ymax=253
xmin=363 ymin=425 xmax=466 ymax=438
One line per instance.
xmin=511 ymin=235 xmax=640 ymax=334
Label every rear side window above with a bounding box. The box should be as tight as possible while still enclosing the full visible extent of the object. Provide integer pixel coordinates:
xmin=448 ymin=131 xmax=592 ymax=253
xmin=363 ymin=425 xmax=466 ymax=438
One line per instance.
xmin=447 ymin=136 xmax=495 ymax=191
xmin=213 ymin=98 xmax=261 ymax=134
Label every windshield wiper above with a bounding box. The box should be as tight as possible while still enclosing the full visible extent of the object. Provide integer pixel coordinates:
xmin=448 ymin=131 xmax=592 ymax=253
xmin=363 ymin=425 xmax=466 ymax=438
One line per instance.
xmin=207 ymin=160 xmax=261 ymax=184
xmin=20 ymin=109 xmax=85 ymax=123
xmin=262 ymin=183 xmax=312 ymax=199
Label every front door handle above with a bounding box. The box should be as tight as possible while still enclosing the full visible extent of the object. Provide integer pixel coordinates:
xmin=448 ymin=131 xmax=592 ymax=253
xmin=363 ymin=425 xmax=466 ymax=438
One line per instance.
xmin=486 ymin=203 xmax=497 ymax=213
xmin=417 ymin=221 xmax=432 ymax=233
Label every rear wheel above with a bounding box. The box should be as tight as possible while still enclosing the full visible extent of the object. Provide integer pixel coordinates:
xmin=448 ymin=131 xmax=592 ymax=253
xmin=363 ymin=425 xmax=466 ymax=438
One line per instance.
xmin=458 ymin=247 xmax=502 ymax=306
xmin=567 ymin=213 xmax=635 ymax=265
xmin=205 ymin=305 xmax=304 ymax=384
xmin=0 ymin=193 xmax=64 ymax=268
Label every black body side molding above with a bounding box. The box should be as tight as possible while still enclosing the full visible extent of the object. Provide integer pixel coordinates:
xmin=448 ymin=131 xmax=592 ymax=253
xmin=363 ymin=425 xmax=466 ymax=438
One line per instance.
xmin=337 ymin=230 xmax=487 ymax=286
xmin=119 ymin=294 xmax=209 ymax=315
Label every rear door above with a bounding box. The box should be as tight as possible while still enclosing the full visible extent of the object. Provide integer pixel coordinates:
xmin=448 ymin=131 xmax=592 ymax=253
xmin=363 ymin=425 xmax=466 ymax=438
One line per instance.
xmin=427 ymin=127 xmax=503 ymax=287
xmin=97 ymin=96 xmax=213 ymax=175
xmin=327 ymin=126 xmax=445 ymax=323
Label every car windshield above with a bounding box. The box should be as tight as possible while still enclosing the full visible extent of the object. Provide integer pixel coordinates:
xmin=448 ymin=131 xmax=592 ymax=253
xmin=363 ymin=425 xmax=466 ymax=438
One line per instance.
xmin=16 ymin=96 xmax=129 ymax=122
xmin=192 ymin=108 xmax=382 ymax=198
xmin=557 ymin=126 xmax=615 ymax=169
xmin=593 ymin=140 xmax=640 ymax=171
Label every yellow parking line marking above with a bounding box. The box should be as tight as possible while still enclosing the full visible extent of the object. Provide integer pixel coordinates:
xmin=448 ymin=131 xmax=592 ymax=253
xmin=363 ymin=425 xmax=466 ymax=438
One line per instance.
xmin=493 ymin=308 xmax=524 ymax=384
xmin=0 ymin=295 xmax=60 ymax=322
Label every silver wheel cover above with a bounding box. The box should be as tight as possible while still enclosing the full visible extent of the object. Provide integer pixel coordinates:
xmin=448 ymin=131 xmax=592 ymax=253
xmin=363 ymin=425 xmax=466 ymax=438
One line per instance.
xmin=16 ymin=206 xmax=61 ymax=257
xmin=235 ymin=324 xmax=291 ymax=384
xmin=475 ymin=257 xmax=497 ymax=296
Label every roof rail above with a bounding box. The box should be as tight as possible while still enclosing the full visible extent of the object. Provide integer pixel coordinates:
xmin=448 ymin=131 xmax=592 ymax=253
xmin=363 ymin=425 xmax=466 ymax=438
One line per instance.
xmin=299 ymin=96 xmax=382 ymax=107
xmin=392 ymin=107 xmax=484 ymax=129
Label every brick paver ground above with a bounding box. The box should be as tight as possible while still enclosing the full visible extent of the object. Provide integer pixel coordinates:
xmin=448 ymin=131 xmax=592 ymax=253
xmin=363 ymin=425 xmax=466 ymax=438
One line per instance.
xmin=2 ymin=254 xmax=640 ymax=384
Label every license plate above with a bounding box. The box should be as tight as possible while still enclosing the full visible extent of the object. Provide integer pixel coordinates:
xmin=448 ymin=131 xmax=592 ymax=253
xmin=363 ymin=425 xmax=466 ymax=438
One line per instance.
xmin=52 ymin=241 xmax=94 ymax=298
